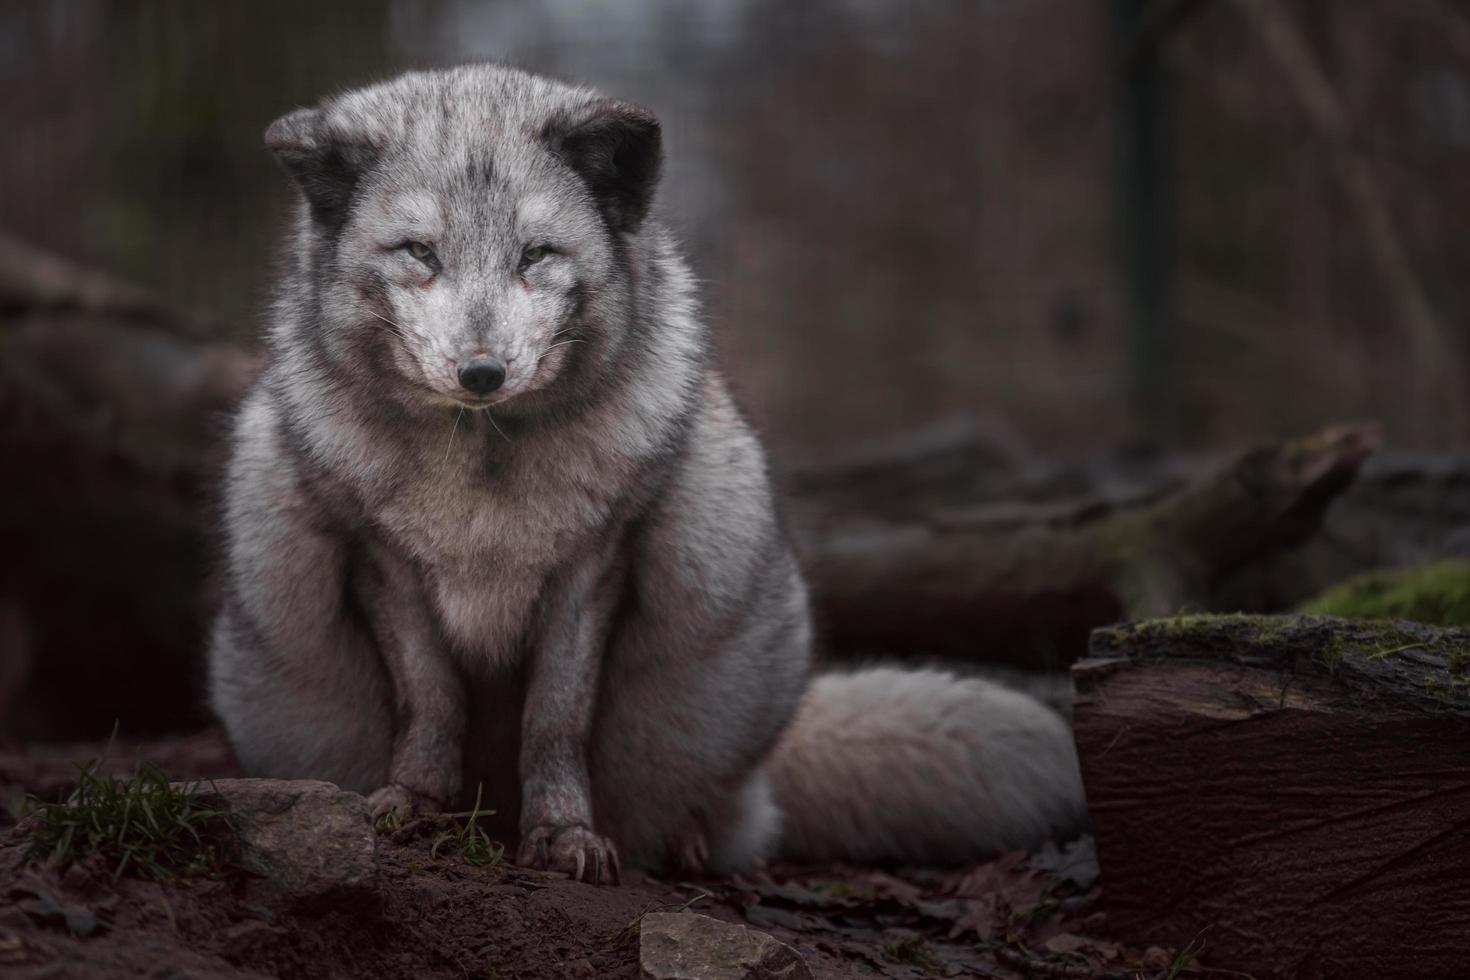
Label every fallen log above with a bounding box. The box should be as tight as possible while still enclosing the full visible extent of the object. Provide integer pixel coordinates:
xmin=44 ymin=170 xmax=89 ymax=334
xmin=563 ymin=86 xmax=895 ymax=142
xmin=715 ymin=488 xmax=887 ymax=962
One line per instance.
xmin=793 ymin=424 xmax=1380 ymax=667
xmin=1072 ymin=614 xmax=1470 ymax=980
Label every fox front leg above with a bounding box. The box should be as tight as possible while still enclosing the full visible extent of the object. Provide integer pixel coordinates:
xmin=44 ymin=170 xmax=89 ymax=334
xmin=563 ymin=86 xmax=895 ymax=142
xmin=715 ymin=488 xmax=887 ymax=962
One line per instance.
xmin=359 ymin=540 xmax=465 ymax=821
xmin=516 ymin=548 xmax=622 ymax=884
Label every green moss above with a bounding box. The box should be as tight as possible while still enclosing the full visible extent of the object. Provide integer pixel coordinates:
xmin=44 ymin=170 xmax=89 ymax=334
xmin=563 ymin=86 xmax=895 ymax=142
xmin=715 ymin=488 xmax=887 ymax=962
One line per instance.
xmin=1317 ymin=629 xmax=1433 ymax=673
xmin=1317 ymin=634 xmax=1351 ymax=672
xmin=1450 ymin=646 xmax=1470 ymax=675
xmin=1129 ymin=612 xmax=1287 ymax=643
xmin=1122 ymin=611 xmax=1470 ymax=677
xmin=1422 ymin=674 xmax=1470 ymax=704
xmin=1300 ymin=561 xmax=1470 ymax=627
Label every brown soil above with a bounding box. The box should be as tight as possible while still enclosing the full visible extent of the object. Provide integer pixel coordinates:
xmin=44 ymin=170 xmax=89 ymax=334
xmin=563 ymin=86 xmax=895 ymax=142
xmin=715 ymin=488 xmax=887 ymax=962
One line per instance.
xmin=0 ymin=731 xmax=1185 ymax=980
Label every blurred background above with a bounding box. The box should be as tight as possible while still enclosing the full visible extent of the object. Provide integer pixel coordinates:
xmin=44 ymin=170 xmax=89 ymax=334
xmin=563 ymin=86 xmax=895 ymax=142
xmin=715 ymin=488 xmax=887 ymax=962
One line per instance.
xmin=3 ymin=0 xmax=1469 ymax=741
xmin=8 ymin=0 xmax=1469 ymax=452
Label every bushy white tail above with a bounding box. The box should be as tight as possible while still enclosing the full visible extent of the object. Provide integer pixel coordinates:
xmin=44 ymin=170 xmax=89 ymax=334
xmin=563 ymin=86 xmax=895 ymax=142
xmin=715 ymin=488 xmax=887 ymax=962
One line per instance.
xmin=767 ymin=667 xmax=1087 ymax=864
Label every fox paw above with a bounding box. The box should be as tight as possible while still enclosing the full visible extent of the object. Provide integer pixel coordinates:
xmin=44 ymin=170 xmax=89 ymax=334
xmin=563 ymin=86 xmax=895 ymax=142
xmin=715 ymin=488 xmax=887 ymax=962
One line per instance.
xmin=518 ymin=824 xmax=621 ymax=885
xmin=676 ymin=828 xmax=710 ymax=876
xmin=367 ymin=783 xmax=443 ymax=822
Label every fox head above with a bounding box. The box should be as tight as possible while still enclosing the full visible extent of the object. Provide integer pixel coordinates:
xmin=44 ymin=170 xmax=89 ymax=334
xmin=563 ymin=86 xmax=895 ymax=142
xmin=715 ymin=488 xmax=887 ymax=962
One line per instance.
xmin=265 ymin=66 xmax=663 ymax=415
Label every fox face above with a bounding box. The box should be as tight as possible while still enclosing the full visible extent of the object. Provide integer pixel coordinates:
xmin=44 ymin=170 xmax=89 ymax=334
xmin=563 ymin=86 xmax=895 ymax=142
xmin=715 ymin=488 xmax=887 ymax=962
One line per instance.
xmin=265 ymin=66 xmax=662 ymax=415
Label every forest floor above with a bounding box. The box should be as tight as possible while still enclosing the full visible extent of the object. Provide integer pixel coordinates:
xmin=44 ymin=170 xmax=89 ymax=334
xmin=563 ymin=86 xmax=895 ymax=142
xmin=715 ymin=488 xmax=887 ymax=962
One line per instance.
xmin=0 ymin=731 xmax=1193 ymax=980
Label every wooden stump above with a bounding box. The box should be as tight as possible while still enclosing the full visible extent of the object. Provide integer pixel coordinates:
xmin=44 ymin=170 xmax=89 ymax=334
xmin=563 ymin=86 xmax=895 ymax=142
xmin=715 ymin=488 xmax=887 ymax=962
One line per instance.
xmin=1073 ymin=615 xmax=1470 ymax=979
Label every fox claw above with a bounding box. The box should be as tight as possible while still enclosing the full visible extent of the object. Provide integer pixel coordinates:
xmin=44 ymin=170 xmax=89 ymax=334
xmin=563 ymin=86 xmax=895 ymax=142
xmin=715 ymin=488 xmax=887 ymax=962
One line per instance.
xmin=518 ymin=824 xmax=621 ymax=885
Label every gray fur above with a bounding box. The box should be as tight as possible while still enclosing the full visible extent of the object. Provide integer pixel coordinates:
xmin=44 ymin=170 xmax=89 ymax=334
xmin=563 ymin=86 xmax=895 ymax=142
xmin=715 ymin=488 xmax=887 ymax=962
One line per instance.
xmin=209 ymin=64 xmax=1086 ymax=880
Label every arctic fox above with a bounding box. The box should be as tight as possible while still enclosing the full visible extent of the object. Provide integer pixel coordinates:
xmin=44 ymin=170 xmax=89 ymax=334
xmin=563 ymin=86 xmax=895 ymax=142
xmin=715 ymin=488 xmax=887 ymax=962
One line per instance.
xmin=208 ymin=64 xmax=1085 ymax=881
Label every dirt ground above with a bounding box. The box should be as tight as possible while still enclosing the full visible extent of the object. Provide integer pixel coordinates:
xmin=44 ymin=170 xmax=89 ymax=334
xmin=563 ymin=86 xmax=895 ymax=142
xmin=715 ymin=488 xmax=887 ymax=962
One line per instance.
xmin=0 ymin=731 xmax=1182 ymax=979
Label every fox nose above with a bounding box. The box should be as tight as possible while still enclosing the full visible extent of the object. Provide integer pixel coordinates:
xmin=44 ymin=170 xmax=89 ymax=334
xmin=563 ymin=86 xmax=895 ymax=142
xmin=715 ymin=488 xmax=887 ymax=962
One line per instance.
xmin=457 ymin=355 xmax=506 ymax=395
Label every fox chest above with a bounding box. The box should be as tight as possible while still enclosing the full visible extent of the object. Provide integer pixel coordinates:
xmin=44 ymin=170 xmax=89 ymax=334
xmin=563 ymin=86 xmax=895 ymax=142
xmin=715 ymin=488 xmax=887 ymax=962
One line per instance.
xmin=376 ymin=471 xmax=609 ymax=662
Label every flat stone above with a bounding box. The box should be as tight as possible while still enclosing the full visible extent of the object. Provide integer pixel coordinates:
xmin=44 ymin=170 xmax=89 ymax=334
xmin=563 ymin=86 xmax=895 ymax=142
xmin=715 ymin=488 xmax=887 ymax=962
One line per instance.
xmin=194 ymin=778 xmax=376 ymax=910
xmin=639 ymin=912 xmax=811 ymax=980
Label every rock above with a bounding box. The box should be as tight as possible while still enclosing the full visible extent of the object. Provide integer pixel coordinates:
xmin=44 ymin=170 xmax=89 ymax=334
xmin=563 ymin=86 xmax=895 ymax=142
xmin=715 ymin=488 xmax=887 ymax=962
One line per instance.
xmin=197 ymin=779 xmax=376 ymax=910
xmin=9 ymin=873 xmax=104 ymax=936
xmin=639 ymin=912 xmax=811 ymax=980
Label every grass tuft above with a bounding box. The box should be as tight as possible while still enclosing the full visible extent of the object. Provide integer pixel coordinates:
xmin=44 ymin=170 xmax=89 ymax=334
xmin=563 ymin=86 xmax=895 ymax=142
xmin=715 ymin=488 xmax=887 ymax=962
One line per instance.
xmin=429 ymin=784 xmax=504 ymax=869
xmin=22 ymin=760 xmax=238 ymax=882
xmin=374 ymin=806 xmax=406 ymax=835
xmin=1164 ymin=932 xmax=1207 ymax=979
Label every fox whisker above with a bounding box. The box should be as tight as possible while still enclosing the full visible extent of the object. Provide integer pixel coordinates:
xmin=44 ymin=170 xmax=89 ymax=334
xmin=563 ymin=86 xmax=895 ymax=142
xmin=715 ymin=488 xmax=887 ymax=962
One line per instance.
xmin=442 ymin=406 xmax=464 ymax=465
xmin=536 ymin=338 xmax=584 ymax=362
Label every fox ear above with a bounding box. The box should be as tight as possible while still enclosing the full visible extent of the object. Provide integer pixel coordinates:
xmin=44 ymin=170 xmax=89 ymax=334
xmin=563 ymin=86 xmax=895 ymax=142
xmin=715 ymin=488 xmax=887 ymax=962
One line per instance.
xmin=546 ymin=99 xmax=663 ymax=234
xmin=265 ymin=107 xmax=377 ymax=228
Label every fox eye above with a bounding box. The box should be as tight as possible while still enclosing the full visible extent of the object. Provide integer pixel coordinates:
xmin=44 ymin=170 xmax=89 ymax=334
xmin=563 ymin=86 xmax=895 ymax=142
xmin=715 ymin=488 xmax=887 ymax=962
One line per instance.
xmin=519 ymin=245 xmax=549 ymax=269
xmin=402 ymin=241 xmax=437 ymax=267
